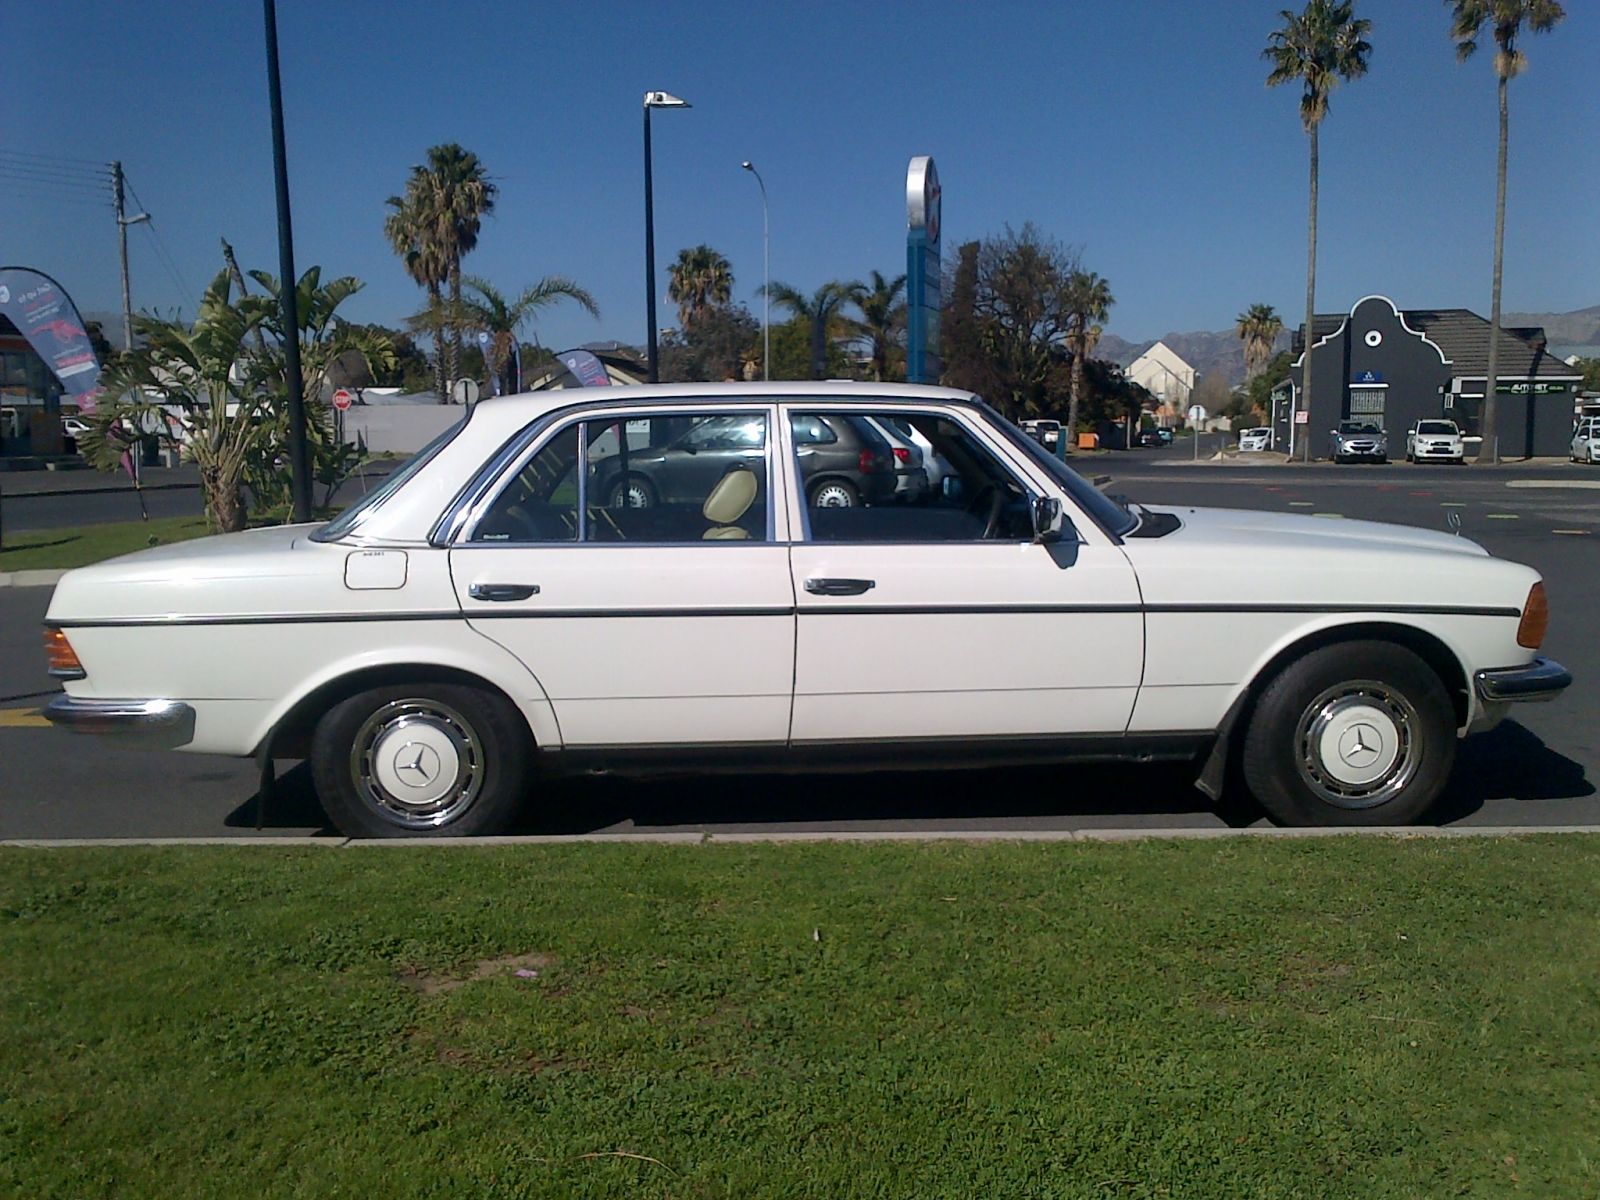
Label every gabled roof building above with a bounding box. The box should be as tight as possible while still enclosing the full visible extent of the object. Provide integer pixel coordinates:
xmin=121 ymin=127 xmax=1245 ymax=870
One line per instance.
xmin=1272 ymin=295 xmax=1581 ymax=459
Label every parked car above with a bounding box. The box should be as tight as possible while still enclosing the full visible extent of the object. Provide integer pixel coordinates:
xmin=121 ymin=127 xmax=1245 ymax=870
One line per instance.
xmin=1137 ymin=429 xmax=1164 ymax=447
xmin=1155 ymin=428 xmax=1174 ymax=445
xmin=1237 ymin=427 xmax=1272 ymax=452
xmin=44 ymin=382 xmax=1568 ymax=837
xmin=1020 ymin=419 xmax=1061 ymax=449
xmin=1571 ymin=416 xmax=1600 ymax=464
xmin=862 ymin=416 xmax=931 ymax=502
xmin=1406 ymin=419 xmax=1466 ymax=464
xmin=1329 ymin=420 xmax=1388 ymax=463
xmin=880 ymin=414 xmax=954 ymax=493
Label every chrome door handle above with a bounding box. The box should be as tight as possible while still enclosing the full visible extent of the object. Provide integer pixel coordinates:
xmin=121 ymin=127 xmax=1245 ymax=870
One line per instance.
xmin=805 ymin=578 xmax=875 ymax=596
xmin=469 ymin=583 xmax=540 ymax=602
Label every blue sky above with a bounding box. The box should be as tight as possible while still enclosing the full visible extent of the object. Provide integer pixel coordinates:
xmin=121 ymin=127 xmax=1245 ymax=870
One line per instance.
xmin=6 ymin=0 xmax=1596 ymax=354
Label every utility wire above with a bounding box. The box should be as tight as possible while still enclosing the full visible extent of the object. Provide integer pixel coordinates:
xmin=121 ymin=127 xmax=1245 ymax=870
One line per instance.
xmin=0 ymin=165 xmax=115 ymax=195
xmin=125 ymin=177 xmax=195 ymax=300
xmin=0 ymin=157 xmax=113 ymax=187
xmin=0 ymin=183 xmax=114 ymax=210
xmin=0 ymin=147 xmax=115 ymax=170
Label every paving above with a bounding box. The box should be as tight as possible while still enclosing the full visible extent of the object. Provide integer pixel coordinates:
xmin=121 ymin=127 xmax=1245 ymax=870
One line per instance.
xmin=0 ymin=446 xmax=1595 ymax=840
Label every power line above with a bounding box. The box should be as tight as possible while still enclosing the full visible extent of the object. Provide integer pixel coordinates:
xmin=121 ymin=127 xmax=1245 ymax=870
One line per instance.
xmin=0 ymin=147 xmax=114 ymax=171
xmin=0 ymin=182 xmax=114 ymax=210
xmin=125 ymin=177 xmax=195 ymax=300
xmin=0 ymin=155 xmax=113 ymax=186
xmin=0 ymin=165 xmax=114 ymax=195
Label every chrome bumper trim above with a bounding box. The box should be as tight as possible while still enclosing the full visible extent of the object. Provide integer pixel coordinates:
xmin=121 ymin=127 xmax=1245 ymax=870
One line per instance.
xmin=44 ymin=696 xmax=197 ymax=747
xmin=1474 ymin=658 xmax=1572 ymax=704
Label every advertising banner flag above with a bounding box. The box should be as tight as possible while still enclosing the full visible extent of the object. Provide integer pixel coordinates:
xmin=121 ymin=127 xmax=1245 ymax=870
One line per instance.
xmin=0 ymin=267 xmax=103 ymax=406
xmin=559 ymin=349 xmax=611 ymax=388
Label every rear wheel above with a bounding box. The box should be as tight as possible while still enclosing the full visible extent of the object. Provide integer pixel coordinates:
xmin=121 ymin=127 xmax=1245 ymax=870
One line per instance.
xmin=1241 ymin=640 xmax=1455 ymax=827
xmin=809 ymin=479 xmax=859 ymax=508
xmin=311 ymin=682 xmax=532 ymax=838
xmin=608 ymin=474 xmax=656 ymax=509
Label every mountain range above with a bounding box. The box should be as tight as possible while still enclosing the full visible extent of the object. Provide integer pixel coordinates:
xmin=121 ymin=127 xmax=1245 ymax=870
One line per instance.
xmin=1100 ymin=304 xmax=1599 ymax=386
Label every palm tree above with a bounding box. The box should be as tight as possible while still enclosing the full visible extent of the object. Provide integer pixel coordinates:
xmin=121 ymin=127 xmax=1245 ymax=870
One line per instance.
xmin=1064 ymin=270 xmax=1114 ymax=441
xmin=453 ymin=276 xmax=600 ymax=394
xmin=1236 ymin=303 xmax=1285 ymax=380
xmin=383 ymin=191 xmax=449 ymax=400
xmin=1265 ymin=1 xmax=1372 ymax=460
xmin=384 ymin=144 xmax=496 ymax=398
xmin=666 ymin=245 xmax=733 ymax=330
xmin=1448 ymin=0 xmax=1565 ymax=463
xmin=761 ymin=280 xmax=856 ymax=379
xmin=846 ymin=271 xmax=907 ymax=382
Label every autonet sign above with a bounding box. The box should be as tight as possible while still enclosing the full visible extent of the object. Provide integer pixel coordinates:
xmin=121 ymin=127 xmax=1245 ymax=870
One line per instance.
xmin=905 ymin=156 xmax=941 ymax=385
xmin=0 ymin=266 xmax=102 ymax=403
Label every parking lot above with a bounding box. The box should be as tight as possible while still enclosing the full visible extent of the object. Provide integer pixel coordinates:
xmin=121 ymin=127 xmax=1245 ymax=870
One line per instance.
xmin=2 ymin=448 xmax=1595 ymax=839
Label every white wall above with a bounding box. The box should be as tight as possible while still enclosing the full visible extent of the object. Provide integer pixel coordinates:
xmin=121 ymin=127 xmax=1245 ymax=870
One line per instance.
xmin=341 ymin=406 xmax=461 ymax=454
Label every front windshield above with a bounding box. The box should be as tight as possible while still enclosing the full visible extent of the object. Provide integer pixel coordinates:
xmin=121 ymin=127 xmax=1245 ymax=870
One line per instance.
xmin=1417 ymin=421 xmax=1455 ymax=435
xmin=311 ymin=416 xmax=466 ymax=542
xmin=978 ymin=400 xmax=1138 ymax=538
xmin=1340 ymin=422 xmax=1380 ymax=434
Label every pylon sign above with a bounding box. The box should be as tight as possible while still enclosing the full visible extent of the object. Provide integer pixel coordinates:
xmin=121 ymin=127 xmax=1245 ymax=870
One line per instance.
xmin=905 ymin=156 xmax=941 ymax=384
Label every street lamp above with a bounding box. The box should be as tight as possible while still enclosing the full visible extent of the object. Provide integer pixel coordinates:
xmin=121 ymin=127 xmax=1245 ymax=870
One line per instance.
xmin=643 ymin=90 xmax=690 ymax=384
xmin=741 ymin=161 xmax=770 ymax=381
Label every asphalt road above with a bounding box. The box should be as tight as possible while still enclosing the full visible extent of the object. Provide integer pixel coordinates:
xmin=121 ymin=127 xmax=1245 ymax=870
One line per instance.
xmin=2 ymin=450 xmax=1595 ymax=839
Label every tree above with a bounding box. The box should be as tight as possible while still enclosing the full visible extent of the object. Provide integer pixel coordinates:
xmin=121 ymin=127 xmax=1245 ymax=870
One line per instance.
xmin=1235 ymin=303 xmax=1285 ymax=381
xmin=666 ymin=245 xmax=734 ymax=331
xmin=451 ymin=276 xmax=599 ymax=395
xmin=1577 ymin=357 xmax=1600 ymax=393
xmin=384 ymin=144 xmax=496 ymax=398
xmin=1448 ymin=0 xmax=1565 ymax=462
xmin=845 ymin=270 xmax=907 ymax=382
xmin=1064 ymin=270 xmax=1114 ymax=436
xmin=761 ymin=280 xmax=857 ymax=380
xmin=1266 ymin=1 xmax=1372 ymax=459
xmin=659 ymin=303 xmax=760 ymax=383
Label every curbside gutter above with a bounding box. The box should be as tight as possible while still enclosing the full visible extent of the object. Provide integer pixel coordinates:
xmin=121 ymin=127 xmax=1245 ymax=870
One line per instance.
xmin=4 ymin=825 xmax=1600 ymax=848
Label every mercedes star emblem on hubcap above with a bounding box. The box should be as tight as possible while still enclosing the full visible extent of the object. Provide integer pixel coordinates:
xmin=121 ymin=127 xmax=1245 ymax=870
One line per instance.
xmin=393 ymin=742 xmax=442 ymax=788
xmin=1337 ymin=723 xmax=1383 ymax=769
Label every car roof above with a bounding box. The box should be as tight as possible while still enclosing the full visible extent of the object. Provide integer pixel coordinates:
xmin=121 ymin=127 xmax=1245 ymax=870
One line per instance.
xmin=471 ymin=380 xmax=979 ymax=421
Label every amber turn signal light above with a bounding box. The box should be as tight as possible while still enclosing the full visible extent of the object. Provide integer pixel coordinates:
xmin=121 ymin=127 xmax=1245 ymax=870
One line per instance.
xmin=43 ymin=627 xmax=86 ymax=680
xmin=1516 ymin=582 xmax=1548 ymax=650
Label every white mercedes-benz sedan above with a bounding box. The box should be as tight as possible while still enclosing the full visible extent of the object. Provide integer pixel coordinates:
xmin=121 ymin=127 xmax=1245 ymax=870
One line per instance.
xmin=43 ymin=383 xmax=1570 ymax=836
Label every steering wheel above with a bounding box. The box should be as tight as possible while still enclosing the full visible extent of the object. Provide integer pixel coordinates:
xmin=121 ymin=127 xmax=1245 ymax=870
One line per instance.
xmin=966 ymin=483 xmax=1006 ymax=540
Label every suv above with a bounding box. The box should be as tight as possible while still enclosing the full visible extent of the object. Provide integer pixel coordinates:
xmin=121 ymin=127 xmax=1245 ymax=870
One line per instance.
xmin=1329 ymin=420 xmax=1387 ymax=464
xmin=1237 ymin=427 xmax=1271 ymax=452
xmin=1406 ymin=419 xmax=1465 ymax=464
xmin=1573 ymin=416 xmax=1600 ymax=465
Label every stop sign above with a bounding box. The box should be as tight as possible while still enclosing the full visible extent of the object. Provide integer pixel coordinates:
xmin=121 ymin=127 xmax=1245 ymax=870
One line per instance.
xmin=331 ymin=388 xmax=354 ymax=411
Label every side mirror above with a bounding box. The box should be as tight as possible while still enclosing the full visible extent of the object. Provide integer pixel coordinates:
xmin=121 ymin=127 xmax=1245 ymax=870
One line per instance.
xmin=1031 ymin=496 xmax=1066 ymax=544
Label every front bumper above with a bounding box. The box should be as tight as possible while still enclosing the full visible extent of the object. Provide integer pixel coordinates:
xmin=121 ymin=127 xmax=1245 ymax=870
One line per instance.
xmin=1335 ymin=443 xmax=1386 ymax=459
xmin=1415 ymin=444 xmax=1463 ymax=459
xmin=44 ymin=696 xmax=196 ymax=747
xmin=1474 ymin=658 xmax=1572 ymax=704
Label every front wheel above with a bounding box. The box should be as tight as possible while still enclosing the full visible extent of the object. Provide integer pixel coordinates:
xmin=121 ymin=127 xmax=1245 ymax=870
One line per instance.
xmin=1241 ymin=641 xmax=1456 ymax=826
xmin=809 ymin=479 xmax=859 ymax=508
xmin=311 ymin=682 xmax=532 ymax=837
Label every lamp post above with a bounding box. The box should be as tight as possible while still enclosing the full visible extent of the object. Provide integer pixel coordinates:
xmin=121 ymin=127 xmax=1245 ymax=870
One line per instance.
xmin=643 ymin=90 xmax=690 ymax=384
xmin=741 ymin=161 xmax=769 ymax=381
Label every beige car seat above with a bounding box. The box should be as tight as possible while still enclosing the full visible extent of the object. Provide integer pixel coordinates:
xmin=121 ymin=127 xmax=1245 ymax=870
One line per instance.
xmin=702 ymin=467 xmax=758 ymax=539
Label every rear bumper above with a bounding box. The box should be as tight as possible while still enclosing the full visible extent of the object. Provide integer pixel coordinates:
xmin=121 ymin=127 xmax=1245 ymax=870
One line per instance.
xmin=44 ymin=695 xmax=197 ymax=747
xmin=1474 ymin=658 xmax=1572 ymax=704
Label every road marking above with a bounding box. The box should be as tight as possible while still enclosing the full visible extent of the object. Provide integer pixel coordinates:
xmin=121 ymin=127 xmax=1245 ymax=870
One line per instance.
xmin=1551 ymin=529 xmax=1591 ymax=536
xmin=1409 ymin=491 xmax=1434 ymax=497
xmin=1485 ymin=513 xmax=1520 ymax=520
xmin=1441 ymin=502 xmax=1466 ymax=507
xmin=1506 ymin=479 xmax=1600 ymax=490
xmin=1312 ymin=513 xmax=1345 ymax=519
xmin=1289 ymin=501 xmax=1314 ymax=507
xmin=0 ymin=709 xmax=49 ymax=729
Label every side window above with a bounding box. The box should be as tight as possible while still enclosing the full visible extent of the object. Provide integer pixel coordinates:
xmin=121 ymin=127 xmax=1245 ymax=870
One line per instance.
xmin=792 ymin=410 xmax=1035 ymax=544
xmin=470 ymin=425 xmax=580 ymax=542
xmin=586 ymin=411 xmax=769 ymax=543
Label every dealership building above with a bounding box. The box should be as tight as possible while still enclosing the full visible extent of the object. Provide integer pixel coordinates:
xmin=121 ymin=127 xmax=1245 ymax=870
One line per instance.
xmin=1271 ymin=295 xmax=1582 ymax=458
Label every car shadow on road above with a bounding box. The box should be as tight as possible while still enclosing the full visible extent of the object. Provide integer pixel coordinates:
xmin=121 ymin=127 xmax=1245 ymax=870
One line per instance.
xmin=1430 ymin=720 xmax=1594 ymax=822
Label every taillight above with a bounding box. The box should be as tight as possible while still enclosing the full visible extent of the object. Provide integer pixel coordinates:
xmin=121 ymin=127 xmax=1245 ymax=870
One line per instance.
xmin=44 ymin=627 xmax=86 ymax=680
xmin=858 ymin=449 xmax=877 ymax=473
xmin=1517 ymin=582 xmax=1548 ymax=649
xmin=892 ymin=447 xmax=911 ymax=465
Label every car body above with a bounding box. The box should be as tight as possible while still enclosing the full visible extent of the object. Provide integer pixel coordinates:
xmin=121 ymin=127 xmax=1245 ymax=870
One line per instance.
xmin=1020 ymin=419 xmax=1061 ymax=449
xmin=879 ymin=414 xmax=954 ymax=493
xmin=1571 ymin=416 xmax=1600 ymax=464
xmin=1155 ymin=428 xmax=1174 ymax=445
xmin=1137 ymin=429 xmax=1164 ymax=448
xmin=44 ymin=382 xmax=1568 ymax=837
xmin=1329 ymin=420 xmax=1388 ymax=463
xmin=1406 ymin=419 xmax=1466 ymax=464
xmin=862 ymin=416 xmax=931 ymax=502
xmin=1237 ymin=427 xmax=1272 ymax=452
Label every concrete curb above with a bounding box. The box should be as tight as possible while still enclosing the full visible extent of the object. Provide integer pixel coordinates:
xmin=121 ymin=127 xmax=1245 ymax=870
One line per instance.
xmin=4 ymin=825 xmax=1599 ymax=848
xmin=0 ymin=569 xmax=68 ymax=589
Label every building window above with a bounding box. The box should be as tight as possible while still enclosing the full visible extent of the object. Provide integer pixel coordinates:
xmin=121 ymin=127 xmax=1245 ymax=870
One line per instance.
xmin=1350 ymin=389 xmax=1386 ymax=417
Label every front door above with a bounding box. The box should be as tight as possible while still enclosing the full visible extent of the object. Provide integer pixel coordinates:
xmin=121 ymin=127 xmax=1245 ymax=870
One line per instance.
xmin=782 ymin=406 xmax=1144 ymax=745
xmin=448 ymin=406 xmax=795 ymax=747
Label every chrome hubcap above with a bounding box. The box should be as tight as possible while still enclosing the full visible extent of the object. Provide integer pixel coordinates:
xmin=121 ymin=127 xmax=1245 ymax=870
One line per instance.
xmin=1296 ymin=681 xmax=1419 ymax=809
xmin=813 ymin=484 xmax=854 ymax=508
xmin=613 ymin=482 xmax=651 ymax=508
xmin=351 ymin=699 xmax=484 ymax=829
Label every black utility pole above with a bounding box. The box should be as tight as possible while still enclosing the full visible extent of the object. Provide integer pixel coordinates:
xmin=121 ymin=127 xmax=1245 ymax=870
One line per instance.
xmin=262 ymin=0 xmax=312 ymax=522
xmin=643 ymin=102 xmax=659 ymax=384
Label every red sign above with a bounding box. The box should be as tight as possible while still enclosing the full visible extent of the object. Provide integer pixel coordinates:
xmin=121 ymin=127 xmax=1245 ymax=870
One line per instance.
xmin=331 ymin=388 xmax=354 ymax=411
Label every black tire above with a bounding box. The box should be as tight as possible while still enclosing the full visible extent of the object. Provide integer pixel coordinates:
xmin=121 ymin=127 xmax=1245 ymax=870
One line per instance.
xmin=608 ymin=474 xmax=656 ymax=509
xmin=310 ymin=682 xmax=533 ymax=838
xmin=808 ymin=478 xmax=859 ymax=508
xmin=1241 ymin=640 xmax=1455 ymax=827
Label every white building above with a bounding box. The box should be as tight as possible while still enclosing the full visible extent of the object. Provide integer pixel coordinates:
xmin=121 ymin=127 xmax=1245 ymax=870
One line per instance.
xmin=1126 ymin=341 xmax=1196 ymax=424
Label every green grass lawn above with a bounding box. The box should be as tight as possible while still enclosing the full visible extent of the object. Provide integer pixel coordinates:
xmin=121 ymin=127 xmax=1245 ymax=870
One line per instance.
xmin=4 ymin=838 xmax=1598 ymax=1198
xmin=0 ymin=514 xmax=214 ymax=571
